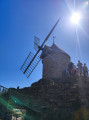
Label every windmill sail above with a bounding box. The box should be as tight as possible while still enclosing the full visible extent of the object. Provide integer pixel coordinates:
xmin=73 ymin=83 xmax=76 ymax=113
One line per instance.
xmin=34 ymin=36 xmax=40 ymax=51
xmin=20 ymin=52 xmax=40 ymax=78
xmin=21 ymin=18 xmax=60 ymax=78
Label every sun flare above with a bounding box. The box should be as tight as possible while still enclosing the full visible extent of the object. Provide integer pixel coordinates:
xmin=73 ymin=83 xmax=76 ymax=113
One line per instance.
xmin=71 ymin=12 xmax=81 ymax=24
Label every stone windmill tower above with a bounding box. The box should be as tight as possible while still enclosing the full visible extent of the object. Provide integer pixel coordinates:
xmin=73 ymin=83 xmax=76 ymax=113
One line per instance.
xmin=40 ymin=43 xmax=71 ymax=79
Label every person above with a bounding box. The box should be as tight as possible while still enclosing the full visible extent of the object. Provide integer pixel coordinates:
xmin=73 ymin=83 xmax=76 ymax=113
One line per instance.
xmin=83 ymin=63 xmax=88 ymax=77
xmin=68 ymin=62 xmax=73 ymax=76
xmin=77 ymin=60 xmax=83 ymax=76
xmin=73 ymin=63 xmax=76 ymax=75
xmin=70 ymin=63 xmax=76 ymax=75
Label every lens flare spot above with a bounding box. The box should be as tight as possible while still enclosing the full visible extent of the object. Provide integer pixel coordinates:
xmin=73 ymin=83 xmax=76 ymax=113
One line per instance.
xmin=71 ymin=12 xmax=81 ymax=24
xmin=84 ymin=1 xmax=89 ymax=6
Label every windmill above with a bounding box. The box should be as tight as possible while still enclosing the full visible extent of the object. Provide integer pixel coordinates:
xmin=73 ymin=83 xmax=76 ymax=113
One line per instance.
xmin=20 ymin=18 xmax=60 ymax=78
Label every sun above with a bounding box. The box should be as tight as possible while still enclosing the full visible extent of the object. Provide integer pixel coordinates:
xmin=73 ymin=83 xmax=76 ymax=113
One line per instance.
xmin=71 ymin=12 xmax=81 ymax=24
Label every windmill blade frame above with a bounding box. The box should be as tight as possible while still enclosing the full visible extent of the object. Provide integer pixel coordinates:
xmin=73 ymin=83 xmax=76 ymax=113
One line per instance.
xmin=34 ymin=36 xmax=40 ymax=51
xmin=20 ymin=52 xmax=41 ymax=78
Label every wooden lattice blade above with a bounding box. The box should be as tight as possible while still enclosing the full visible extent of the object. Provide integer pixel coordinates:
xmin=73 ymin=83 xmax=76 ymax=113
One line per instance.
xmin=20 ymin=52 xmax=40 ymax=78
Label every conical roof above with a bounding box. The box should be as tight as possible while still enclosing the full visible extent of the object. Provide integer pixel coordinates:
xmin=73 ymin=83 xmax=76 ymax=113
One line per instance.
xmin=51 ymin=43 xmax=70 ymax=58
xmin=41 ymin=43 xmax=70 ymax=59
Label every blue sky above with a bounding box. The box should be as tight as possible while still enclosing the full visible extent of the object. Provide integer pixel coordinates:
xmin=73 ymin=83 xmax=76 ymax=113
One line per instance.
xmin=0 ymin=0 xmax=89 ymax=88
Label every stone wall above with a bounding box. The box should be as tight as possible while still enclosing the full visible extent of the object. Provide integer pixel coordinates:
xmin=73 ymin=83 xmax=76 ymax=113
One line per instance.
xmin=42 ymin=52 xmax=70 ymax=79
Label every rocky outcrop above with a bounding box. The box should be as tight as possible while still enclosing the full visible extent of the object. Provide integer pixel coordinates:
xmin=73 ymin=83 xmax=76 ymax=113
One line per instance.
xmin=1 ymin=76 xmax=89 ymax=120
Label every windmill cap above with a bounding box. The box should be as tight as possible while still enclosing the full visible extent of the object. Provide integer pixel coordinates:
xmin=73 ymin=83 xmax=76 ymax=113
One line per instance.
xmin=51 ymin=43 xmax=70 ymax=58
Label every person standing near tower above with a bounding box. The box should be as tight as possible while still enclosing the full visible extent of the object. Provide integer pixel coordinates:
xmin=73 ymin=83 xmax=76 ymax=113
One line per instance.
xmin=83 ymin=63 xmax=88 ymax=77
xmin=77 ymin=60 xmax=83 ymax=76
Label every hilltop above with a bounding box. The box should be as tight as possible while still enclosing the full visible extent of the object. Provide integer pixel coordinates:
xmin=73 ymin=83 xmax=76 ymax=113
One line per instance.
xmin=1 ymin=75 xmax=89 ymax=120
